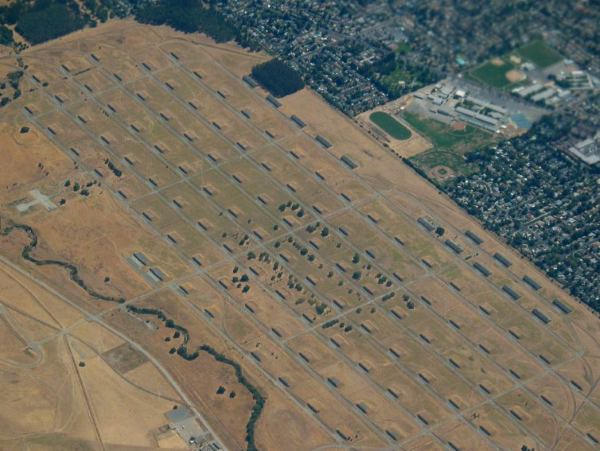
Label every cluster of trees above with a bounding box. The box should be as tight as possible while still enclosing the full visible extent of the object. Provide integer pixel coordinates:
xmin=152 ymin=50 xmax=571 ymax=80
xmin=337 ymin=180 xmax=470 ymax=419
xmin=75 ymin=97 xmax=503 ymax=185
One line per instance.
xmin=0 ymin=24 xmax=12 ymax=45
xmin=464 ymin=147 xmax=496 ymax=164
xmin=0 ymin=0 xmax=262 ymax=55
xmin=1 ymin=220 xmax=125 ymax=303
xmin=0 ymin=0 xmax=92 ymax=45
xmin=322 ymin=319 xmax=339 ymax=329
xmin=83 ymin=0 xmax=130 ymax=23
xmin=0 ymin=69 xmax=24 ymax=108
xmin=0 ymin=0 xmax=253 ymax=49
xmin=315 ymin=302 xmax=327 ymax=315
xmin=133 ymin=0 xmax=260 ymax=49
xmin=251 ymin=59 xmax=305 ymax=98
xmin=361 ymin=50 xmax=438 ymax=100
xmin=403 ymin=158 xmax=435 ymax=185
xmin=135 ymin=0 xmax=238 ymax=44
xmin=104 ymin=158 xmax=122 ymax=177
xmin=381 ymin=292 xmax=396 ymax=302
xmin=127 ymin=305 xmax=266 ymax=451
xmin=199 ymin=344 xmax=265 ymax=451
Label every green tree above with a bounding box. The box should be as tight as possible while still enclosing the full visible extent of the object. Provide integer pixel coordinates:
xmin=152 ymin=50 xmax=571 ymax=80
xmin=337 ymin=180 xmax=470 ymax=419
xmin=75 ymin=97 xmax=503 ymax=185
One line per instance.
xmin=251 ymin=59 xmax=305 ymax=97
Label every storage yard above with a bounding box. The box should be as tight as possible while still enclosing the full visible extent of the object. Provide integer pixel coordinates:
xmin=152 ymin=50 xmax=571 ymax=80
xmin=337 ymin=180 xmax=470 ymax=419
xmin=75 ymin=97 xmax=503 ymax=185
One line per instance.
xmin=1 ymin=20 xmax=600 ymax=451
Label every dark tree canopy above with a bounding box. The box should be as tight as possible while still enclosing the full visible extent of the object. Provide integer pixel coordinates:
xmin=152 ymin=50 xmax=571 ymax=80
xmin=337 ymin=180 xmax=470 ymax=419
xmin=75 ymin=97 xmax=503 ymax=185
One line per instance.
xmin=0 ymin=24 xmax=13 ymax=45
xmin=14 ymin=1 xmax=90 ymax=45
xmin=251 ymin=59 xmax=305 ymax=98
xmin=135 ymin=0 xmax=238 ymax=44
xmin=0 ymin=0 xmax=252 ymax=48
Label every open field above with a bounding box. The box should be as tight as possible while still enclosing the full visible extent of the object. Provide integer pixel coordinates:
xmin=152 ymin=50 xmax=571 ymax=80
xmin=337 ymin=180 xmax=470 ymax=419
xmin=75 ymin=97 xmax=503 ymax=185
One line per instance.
xmin=402 ymin=111 xmax=494 ymax=153
xmin=411 ymin=150 xmax=473 ymax=180
xmin=465 ymin=40 xmax=563 ymax=91
xmin=516 ymin=39 xmax=564 ymax=69
xmin=369 ymin=111 xmax=412 ymax=140
xmin=0 ymin=19 xmax=599 ymax=451
xmin=0 ymin=261 xmax=188 ymax=450
xmin=401 ymin=111 xmax=497 ymax=181
xmin=467 ymin=58 xmax=516 ymax=88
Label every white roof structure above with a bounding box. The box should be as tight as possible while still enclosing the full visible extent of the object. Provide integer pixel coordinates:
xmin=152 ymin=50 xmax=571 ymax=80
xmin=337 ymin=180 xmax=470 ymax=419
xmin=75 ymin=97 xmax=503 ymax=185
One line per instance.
xmin=439 ymin=85 xmax=454 ymax=96
xmin=531 ymin=88 xmax=556 ymax=102
xmin=568 ymin=137 xmax=600 ymax=165
xmin=515 ymin=83 xmax=543 ymax=97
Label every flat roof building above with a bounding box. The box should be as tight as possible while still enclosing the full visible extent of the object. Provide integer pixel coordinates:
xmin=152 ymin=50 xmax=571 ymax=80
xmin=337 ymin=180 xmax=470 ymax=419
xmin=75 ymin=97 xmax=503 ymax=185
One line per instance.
xmin=553 ymin=299 xmax=572 ymax=314
xmin=266 ymin=95 xmax=282 ymax=108
xmin=445 ymin=240 xmax=463 ymax=254
xmin=133 ymin=252 xmax=150 ymax=266
xmin=418 ymin=217 xmax=436 ymax=232
xmin=494 ymin=252 xmax=513 ymax=267
xmin=532 ymin=308 xmax=551 ymax=324
xmin=567 ymin=136 xmax=600 ymax=166
xmin=465 ymin=230 xmax=484 ymax=245
xmin=515 ymin=83 xmax=543 ymax=97
xmin=531 ymin=88 xmax=556 ymax=103
xmin=473 ymin=262 xmax=491 ymax=277
xmin=316 ymin=135 xmax=332 ymax=148
xmin=439 ymin=85 xmax=454 ymax=96
xmin=290 ymin=115 xmax=307 ymax=128
xmin=242 ymin=75 xmax=257 ymax=87
xmin=341 ymin=155 xmax=357 ymax=169
xmin=150 ymin=267 xmax=167 ymax=282
xmin=510 ymin=113 xmax=533 ymax=130
xmin=502 ymin=285 xmax=521 ymax=301
xmin=523 ymin=275 xmax=542 ymax=291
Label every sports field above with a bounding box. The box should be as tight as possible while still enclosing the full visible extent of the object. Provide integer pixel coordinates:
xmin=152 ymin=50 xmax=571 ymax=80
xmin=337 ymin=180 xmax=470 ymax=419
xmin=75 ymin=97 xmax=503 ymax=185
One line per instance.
xmin=467 ymin=58 xmax=516 ymax=88
xmin=402 ymin=111 xmax=494 ymax=153
xmin=402 ymin=113 xmax=497 ymax=182
xmin=467 ymin=40 xmax=564 ymax=90
xmin=517 ymin=40 xmax=564 ymax=69
xmin=369 ymin=111 xmax=412 ymax=140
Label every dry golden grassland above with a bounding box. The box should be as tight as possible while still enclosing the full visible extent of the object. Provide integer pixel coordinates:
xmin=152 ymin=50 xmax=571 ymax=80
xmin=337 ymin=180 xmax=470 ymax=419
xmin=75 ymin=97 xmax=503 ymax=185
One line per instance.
xmin=1 ymin=19 xmax=600 ymax=451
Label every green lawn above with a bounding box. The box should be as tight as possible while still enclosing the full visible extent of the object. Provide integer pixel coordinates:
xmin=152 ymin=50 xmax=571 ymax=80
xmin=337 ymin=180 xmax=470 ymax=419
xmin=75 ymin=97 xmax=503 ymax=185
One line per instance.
xmin=468 ymin=59 xmax=515 ymax=88
xmin=395 ymin=41 xmax=411 ymax=55
xmin=412 ymin=151 xmax=467 ymax=173
xmin=403 ymin=112 xmax=498 ymax=182
xmin=516 ymin=40 xmax=564 ymax=69
xmin=370 ymin=112 xmax=412 ymax=140
xmin=401 ymin=112 xmax=493 ymax=153
xmin=380 ymin=68 xmax=414 ymax=95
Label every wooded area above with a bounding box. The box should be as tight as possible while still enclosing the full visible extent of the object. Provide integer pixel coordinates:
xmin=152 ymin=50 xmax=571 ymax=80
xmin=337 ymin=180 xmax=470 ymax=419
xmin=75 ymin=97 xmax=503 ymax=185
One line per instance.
xmin=251 ymin=59 xmax=305 ymax=97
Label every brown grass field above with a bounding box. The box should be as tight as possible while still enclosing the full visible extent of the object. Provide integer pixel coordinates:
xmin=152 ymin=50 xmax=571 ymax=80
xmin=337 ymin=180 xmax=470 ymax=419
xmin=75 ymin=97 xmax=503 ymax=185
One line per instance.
xmin=1 ymin=18 xmax=600 ymax=451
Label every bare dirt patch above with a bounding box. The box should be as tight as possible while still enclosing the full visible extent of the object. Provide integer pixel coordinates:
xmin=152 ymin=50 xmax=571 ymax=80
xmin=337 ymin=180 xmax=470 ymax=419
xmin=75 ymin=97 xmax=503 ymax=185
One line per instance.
xmin=103 ymin=342 xmax=149 ymax=374
xmin=506 ymin=69 xmax=525 ymax=83
xmin=451 ymin=120 xmax=467 ymax=131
